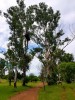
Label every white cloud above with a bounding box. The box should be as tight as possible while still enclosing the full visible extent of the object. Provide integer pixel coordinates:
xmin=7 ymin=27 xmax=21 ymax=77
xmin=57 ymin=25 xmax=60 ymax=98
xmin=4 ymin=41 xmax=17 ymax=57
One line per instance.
xmin=26 ymin=56 xmax=42 ymax=76
xmin=0 ymin=0 xmax=16 ymax=12
xmin=61 ymin=12 xmax=75 ymax=24
xmin=0 ymin=53 xmax=5 ymax=59
xmin=64 ymin=40 xmax=75 ymax=58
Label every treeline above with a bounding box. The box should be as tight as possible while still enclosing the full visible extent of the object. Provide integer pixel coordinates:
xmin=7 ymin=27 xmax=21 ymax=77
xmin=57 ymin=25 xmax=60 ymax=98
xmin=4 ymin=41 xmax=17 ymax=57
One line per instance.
xmin=0 ymin=70 xmax=40 ymax=84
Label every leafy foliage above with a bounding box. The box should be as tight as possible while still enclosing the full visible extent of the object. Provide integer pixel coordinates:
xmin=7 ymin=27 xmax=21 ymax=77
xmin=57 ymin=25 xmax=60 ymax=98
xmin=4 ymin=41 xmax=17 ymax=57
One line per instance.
xmin=59 ymin=62 xmax=75 ymax=83
xmin=0 ymin=58 xmax=5 ymax=78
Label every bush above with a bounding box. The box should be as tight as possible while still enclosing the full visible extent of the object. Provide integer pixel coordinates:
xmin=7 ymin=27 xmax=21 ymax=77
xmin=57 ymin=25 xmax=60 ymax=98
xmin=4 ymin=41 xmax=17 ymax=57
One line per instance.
xmin=25 ymin=76 xmax=30 ymax=83
xmin=59 ymin=62 xmax=75 ymax=83
xmin=1 ymin=75 xmax=8 ymax=79
xmin=28 ymin=73 xmax=39 ymax=82
xmin=47 ymin=72 xmax=57 ymax=85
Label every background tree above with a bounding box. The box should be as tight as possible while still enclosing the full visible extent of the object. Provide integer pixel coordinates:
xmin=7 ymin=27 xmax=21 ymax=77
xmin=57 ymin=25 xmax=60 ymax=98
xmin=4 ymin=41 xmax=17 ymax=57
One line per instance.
xmin=4 ymin=44 xmax=18 ymax=87
xmin=28 ymin=73 xmax=39 ymax=82
xmin=5 ymin=58 xmax=15 ymax=86
xmin=60 ymin=52 xmax=74 ymax=62
xmin=0 ymin=58 xmax=5 ymax=78
xmin=59 ymin=62 xmax=75 ymax=83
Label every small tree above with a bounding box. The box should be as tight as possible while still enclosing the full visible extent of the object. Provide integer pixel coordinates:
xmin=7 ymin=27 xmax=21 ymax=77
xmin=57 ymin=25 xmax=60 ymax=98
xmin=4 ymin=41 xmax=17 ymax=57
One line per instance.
xmin=0 ymin=58 xmax=5 ymax=78
xmin=5 ymin=60 xmax=14 ymax=86
xmin=29 ymin=73 xmax=39 ymax=82
xmin=5 ymin=46 xmax=18 ymax=87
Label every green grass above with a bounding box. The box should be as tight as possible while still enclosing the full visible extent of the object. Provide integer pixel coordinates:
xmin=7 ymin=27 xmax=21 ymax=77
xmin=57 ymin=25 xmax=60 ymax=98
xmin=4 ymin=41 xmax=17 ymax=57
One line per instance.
xmin=1 ymin=79 xmax=75 ymax=100
xmin=0 ymin=79 xmax=39 ymax=100
xmin=39 ymin=83 xmax=75 ymax=100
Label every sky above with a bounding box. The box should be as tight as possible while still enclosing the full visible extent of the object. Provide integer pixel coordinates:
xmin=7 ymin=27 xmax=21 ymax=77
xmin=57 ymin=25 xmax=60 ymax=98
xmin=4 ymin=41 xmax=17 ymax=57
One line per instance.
xmin=0 ymin=0 xmax=75 ymax=75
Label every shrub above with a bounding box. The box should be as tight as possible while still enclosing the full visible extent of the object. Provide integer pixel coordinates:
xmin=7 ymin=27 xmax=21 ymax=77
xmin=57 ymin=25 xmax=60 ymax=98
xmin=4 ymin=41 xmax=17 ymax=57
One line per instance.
xmin=59 ymin=62 xmax=75 ymax=83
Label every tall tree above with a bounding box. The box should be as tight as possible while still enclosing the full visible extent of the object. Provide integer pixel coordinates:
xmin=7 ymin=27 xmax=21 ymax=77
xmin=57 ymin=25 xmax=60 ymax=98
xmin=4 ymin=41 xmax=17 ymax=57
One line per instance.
xmin=4 ymin=0 xmax=33 ymax=86
xmin=29 ymin=2 xmax=70 ymax=84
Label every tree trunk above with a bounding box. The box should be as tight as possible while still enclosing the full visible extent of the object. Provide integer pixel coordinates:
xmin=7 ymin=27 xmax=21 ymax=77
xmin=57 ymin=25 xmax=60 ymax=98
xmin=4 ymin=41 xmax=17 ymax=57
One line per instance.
xmin=8 ymin=71 xmax=11 ymax=86
xmin=9 ymin=78 xmax=11 ymax=86
xmin=22 ymin=67 xmax=26 ymax=86
xmin=14 ymin=67 xmax=17 ymax=88
xmin=43 ymin=80 xmax=46 ymax=91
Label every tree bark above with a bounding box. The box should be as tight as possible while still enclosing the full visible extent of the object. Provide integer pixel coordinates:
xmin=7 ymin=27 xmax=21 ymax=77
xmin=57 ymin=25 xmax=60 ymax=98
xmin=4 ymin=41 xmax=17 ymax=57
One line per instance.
xmin=22 ymin=67 xmax=26 ymax=86
xmin=9 ymin=78 xmax=11 ymax=86
xmin=14 ymin=67 xmax=17 ymax=88
xmin=43 ymin=80 xmax=46 ymax=91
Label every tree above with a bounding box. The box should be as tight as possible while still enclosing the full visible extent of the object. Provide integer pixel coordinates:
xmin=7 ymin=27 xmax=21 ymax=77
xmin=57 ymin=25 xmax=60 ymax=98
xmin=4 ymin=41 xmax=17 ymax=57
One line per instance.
xmin=29 ymin=2 xmax=70 ymax=85
xmin=0 ymin=58 xmax=5 ymax=78
xmin=4 ymin=45 xmax=19 ymax=87
xmin=5 ymin=59 xmax=14 ymax=86
xmin=4 ymin=0 xmax=33 ymax=86
xmin=59 ymin=62 xmax=75 ymax=83
xmin=60 ymin=52 xmax=74 ymax=62
xmin=28 ymin=73 xmax=39 ymax=82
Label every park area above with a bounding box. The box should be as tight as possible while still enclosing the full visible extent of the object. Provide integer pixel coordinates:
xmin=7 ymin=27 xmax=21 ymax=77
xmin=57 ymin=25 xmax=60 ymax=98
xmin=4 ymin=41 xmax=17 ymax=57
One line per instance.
xmin=0 ymin=79 xmax=75 ymax=100
xmin=0 ymin=0 xmax=75 ymax=100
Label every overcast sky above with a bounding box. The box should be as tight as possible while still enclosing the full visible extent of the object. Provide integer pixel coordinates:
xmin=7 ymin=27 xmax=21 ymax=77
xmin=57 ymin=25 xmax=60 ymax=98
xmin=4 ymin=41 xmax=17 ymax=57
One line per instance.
xmin=0 ymin=0 xmax=75 ymax=75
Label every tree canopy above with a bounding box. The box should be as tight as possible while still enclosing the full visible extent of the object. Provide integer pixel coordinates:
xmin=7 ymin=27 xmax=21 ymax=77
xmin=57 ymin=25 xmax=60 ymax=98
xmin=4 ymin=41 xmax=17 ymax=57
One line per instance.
xmin=3 ymin=0 xmax=74 ymax=86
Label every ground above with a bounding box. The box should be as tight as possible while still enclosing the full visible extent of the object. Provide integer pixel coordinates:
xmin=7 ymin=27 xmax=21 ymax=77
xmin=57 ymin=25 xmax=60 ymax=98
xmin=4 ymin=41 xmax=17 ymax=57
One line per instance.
xmin=9 ymin=82 xmax=75 ymax=100
xmin=10 ymin=83 xmax=44 ymax=100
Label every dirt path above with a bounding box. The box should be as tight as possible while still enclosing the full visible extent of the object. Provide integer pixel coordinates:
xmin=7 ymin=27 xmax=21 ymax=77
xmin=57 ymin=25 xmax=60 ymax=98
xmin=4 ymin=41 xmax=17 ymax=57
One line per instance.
xmin=10 ymin=83 xmax=44 ymax=100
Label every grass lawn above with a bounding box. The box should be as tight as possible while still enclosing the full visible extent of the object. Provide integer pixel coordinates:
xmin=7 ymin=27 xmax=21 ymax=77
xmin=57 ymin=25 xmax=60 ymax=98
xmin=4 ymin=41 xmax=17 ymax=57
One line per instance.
xmin=39 ymin=83 xmax=75 ymax=100
xmin=0 ymin=79 xmax=38 ymax=100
